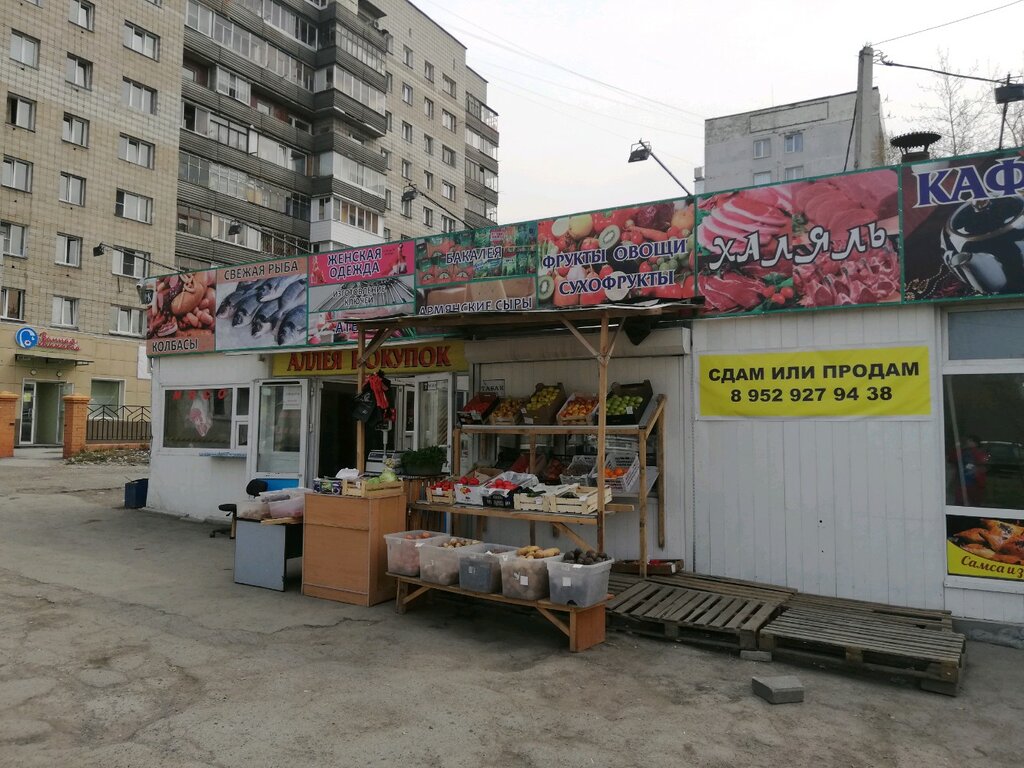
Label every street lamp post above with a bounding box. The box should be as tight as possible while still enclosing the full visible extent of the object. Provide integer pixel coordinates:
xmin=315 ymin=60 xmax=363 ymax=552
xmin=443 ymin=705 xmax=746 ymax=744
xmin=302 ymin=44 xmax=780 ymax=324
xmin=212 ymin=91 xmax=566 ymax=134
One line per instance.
xmin=401 ymin=183 xmax=467 ymax=230
xmin=93 ymin=243 xmax=183 ymax=305
xmin=627 ymin=139 xmax=693 ymax=196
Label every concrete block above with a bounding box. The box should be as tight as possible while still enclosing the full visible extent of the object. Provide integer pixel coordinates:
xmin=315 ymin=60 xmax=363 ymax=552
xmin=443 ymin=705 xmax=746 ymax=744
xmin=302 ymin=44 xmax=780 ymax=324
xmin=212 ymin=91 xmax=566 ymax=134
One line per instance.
xmin=740 ymin=650 xmax=772 ymax=662
xmin=751 ymin=675 xmax=804 ymax=704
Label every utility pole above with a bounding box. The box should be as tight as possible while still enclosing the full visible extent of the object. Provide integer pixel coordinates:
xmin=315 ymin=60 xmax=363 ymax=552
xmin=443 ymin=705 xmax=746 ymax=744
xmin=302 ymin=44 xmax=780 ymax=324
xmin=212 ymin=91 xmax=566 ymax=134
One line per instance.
xmin=853 ymin=45 xmax=875 ymax=169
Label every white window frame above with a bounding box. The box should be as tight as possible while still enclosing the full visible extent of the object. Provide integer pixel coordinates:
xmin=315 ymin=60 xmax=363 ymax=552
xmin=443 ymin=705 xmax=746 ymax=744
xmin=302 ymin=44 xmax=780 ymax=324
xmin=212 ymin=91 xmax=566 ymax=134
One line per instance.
xmin=401 ymin=159 xmax=411 ymax=180
xmin=52 ymin=296 xmax=79 ymax=328
xmin=422 ymin=206 xmax=433 ymax=227
xmin=2 ymin=157 xmax=32 ymax=191
xmin=442 ymin=75 xmax=456 ymax=97
xmin=441 ymin=146 xmax=455 ymax=167
xmin=115 ymin=190 xmax=154 ymax=224
xmin=423 ymin=170 xmax=433 ymax=191
xmin=119 ymin=135 xmax=155 ymax=168
xmin=442 ymin=181 xmax=455 ymax=201
xmin=401 ymin=82 xmax=412 ymax=104
xmin=7 ymin=95 xmax=35 ymax=130
xmin=10 ymin=31 xmax=40 ymax=67
xmin=89 ymin=379 xmax=125 ymax=410
xmin=1 ymin=287 xmax=25 ymax=320
xmin=70 ymin=0 xmax=95 ymax=30
xmin=111 ymin=247 xmax=148 ymax=279
xmin=160 ymin=385 xmax=250 ymax=452
xmin=122 ymin=79 xmax=157 ymax=114
xmin=784 ymin=132 xmax=804 ymax=153
xmin=441 ymin=215 xmax=456 ymax=233
xmin=424 ymin=135 xmax=433 ymax=155
xmin=752 ymin=171 xmax=772 ymax=186
xmin=2 ymin=221 xmax=27 ymax=258
xmin=111 ymin=306 xmax=144 ymax=337
xmin=403 ymin=45 xmax=412 ymax=67
xmin=753 ymin=138 xmax=770 ymax=159
xmin=783 ymin=166 xmax=804 ymax=181
xmin=215 ymin=66 xmax=250 ymax=104
xmin=124 ymin=21 xmax=159 ymax=59
xmin=56 ymin=233 xmax=82 ymax=266
xmin=442 ymin=110 xmax=456 ymax=132
xmin=400 ymin=197 xmax=411 ymax=218
xmin=424 ymin=61 xmax=434 ymax=82
xmin=401 ymin=121 xmax=412 ymax=143
xmin=424 ymin=97 xmax=434 ymax=119
xmin=65 ymin=54 xmax=92 ymax=88
xmin=60 ymin=172 xmax=86 ymax=206
xmin=62 ymin=114 xmax=89 ymax=146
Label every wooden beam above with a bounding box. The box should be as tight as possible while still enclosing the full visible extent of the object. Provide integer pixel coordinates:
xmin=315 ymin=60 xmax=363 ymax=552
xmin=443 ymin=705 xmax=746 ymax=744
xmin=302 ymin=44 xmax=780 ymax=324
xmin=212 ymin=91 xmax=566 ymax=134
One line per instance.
xmin=552 ymin=522 xmax=592 ymax=552
xmin=356 ymin=326 xmax=366 ymax=473
xmin=357 ymin=325 xmax=396 ymax=367
xmin=603 ymin=318 xmax=624 ymax=364
xmin=656 ymin=405 xmax=667 ymax=550
xmin=559 ymin=317 xmax=600 ymax=359
xmin=597 ymin=314 xmax=608 ymax=554
xmin=536 ymin=605 xmax=571 ymax=638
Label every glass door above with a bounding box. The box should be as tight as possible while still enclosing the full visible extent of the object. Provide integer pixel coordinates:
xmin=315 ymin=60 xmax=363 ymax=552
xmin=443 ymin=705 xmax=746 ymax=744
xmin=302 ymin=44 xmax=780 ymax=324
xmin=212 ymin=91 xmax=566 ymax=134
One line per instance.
xmin=414 ymin=373 xmax=453 ymax=470
xmin=251 ymin=380 xmax=308 ymax=488
xmin=20 ymin=382 xmax=34 ymax=444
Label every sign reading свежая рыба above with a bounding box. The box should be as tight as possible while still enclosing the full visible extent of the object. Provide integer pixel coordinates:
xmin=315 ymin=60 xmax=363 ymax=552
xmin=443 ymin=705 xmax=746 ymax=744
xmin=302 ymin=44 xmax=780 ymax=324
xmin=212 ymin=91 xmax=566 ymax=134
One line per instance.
xmin=698 ymin=346 xmax=931 ymax=418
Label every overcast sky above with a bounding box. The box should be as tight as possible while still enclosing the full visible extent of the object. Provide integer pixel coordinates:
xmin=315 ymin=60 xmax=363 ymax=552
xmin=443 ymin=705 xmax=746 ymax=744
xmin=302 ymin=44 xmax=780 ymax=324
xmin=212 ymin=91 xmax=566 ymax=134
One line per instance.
xmin=414 ymin=0 xmax=1023 ymax=224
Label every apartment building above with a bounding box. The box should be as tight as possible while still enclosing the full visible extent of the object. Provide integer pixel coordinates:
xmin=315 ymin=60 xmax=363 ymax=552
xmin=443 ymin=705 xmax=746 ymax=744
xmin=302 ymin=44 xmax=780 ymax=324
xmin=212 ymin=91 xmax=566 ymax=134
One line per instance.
xmin=2 ymin=0 xmax=181 ymax=444
xmin=701 ymin=89 xmax=884 ymax=193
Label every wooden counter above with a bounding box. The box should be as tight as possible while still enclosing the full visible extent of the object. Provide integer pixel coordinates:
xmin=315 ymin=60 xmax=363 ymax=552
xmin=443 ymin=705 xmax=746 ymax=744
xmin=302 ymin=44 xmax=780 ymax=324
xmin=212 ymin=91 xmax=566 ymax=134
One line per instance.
xmin=303 ymin=492 xmax=407 ymax=606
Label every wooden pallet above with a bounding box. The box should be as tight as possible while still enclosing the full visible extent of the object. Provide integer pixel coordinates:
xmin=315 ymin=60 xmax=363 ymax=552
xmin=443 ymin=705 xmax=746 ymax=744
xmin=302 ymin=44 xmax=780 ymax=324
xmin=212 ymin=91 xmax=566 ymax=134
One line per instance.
xmin=607 ymin=581 xmax=782 ymax=650
xmin=758 ymin=607 xmax=967 ymax=695
xmin=608 ymin=572 xmax=641 ymax=595
xmin=647 ymin=573 xmax=796 ymax=603
xmin=784 ymin=593 xmax=954 ymax=631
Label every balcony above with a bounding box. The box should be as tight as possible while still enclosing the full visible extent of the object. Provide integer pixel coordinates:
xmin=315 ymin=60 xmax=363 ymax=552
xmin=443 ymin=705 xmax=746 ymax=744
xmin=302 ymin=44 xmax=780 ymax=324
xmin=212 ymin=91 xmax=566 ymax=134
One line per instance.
xmin=322 ymin=3 xmax=389 ymax=51
xmin=178 ymin=131 xmax=313 ymax=194
xmin=313 ymin=89 xmax=387 ymax=137
xmin=309 ymin=176 xmax=386 ymax=212
xmin=311 ymin=132 xmax=387 ymax=173
xmin=465 ymin=145 xmax=498 ymax=175
xmin=463 ymin=209 xmax=496 ymax=229
xmin=463 ymin=177 xmax=498 ymax=206
xmin=315 ymin=47 xmax=387 ymax=93
xmin=465 ymin=111 xmax=499 ymax=147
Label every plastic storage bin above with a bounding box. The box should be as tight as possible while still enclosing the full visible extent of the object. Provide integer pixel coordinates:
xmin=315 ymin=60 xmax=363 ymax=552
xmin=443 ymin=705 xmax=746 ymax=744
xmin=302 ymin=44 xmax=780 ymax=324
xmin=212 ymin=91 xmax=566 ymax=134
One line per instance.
xmin=384 ymin=530 xmax=448 ymax=576
xmin=457 ymin=544 xmax=518 ymax=593
xmin=500 ymin=555 xmax=560 ymax=600
xmin=545 ymin=558 xmax=615 ymax=607
xmin=124 ymin=478 xmax=148 ymax=509
xmin=418 ymin=538 xmax=484 ymax=585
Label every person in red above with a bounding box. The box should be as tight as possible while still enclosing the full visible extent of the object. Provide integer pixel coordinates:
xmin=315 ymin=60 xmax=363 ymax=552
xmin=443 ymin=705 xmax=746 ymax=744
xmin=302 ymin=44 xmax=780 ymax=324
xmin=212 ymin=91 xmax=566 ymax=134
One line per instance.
xmin=950 ymin=435 xmax=988 ymax=506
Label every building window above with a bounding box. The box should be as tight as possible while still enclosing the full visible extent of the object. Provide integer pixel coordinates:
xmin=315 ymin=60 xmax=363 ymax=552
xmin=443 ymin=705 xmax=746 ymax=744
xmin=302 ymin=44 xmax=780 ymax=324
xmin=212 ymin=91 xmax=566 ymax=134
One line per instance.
xmin=162 ymin=387 xmax=246 ymax=449
xmin=466 ymin=128 xmax=498 ymax=160
xmin=424 ymin=171 xmax=433 ymax=191
xmin=111 ymin=248 xmax=148 ymax=278
xmin=59 ymin=172 xmax=86 ymax=205
xmin=403 ymin=45 xmax=412 ymax=67
xmin=784 ymin=132 xmax=804 ymax=153
xmin=2 ymin=157 xmax=33 ymax=192
xmin=89 ymin=379 xmax=124 ymax=409
xmin=422 ymin=207 xmax=433 ymax=227
xmin=115 ymin=190 xmax=153 ymax=224
xmin=442 ymin=110 xmax=456 ymax=132
xmin=442 ymin=181 xmax=456 ymax=201
xmin=383 ymin=227 xmax=390 ymax=240
xmin=424 ymin=97 xmax=434 ymax=119
xmin=401 ymin=197 xmax=411 ymax=217
xmin=384 ymin=189 xmax=391 ymax=210
xmin=55 ymin=234 xmax=82 ymax=266
xmin=10 ymin=31 xmax=40 ymax=67
xmin=401 ymin=121 xmax=412 ymax=142
xmin=176 ymin=204 xmax=212 ymax=237
xmin=753 ymin=138 xmax=770 ymax=159
xmin=380 ymin=148 xmax=391 ymax=169
xmin=752 ymin=171 xmax=772 ymax=186
xmin=385 ymin=110 xmax=392 ymax=130
xmin=119 ymin=135 xmax=155 ymax=168
xmin=442 ymin=75 xmax=456 ymax=97
xmin=52 ymin=296 xmax=78 ymax=327
xmin=402 ymin=82 xmax=412 ymax=104
xmin=441 ymin=215 xmax=456 ymax=233
xmin=69 ymin=0 xmax=94 ymax=29
xmin=65 ymin=54 xmax=92 ymax=88
xmin=424 ymin=134 xmax=433 ymax=155
xmin=122 ymin=79 xmax=157 ymax=114
xmin=2 ymin=221 xmax=27 ymax=258
xmin=215 ymin=67 xmax=249 ymax=104
xmin=111 ymin=307 xmax=144 ymax=336
xmin=385 ymin=72 xmax=392 ymax=92
xmin=466 ymin=159 xmax=498 ymax=191
xmin=6 ymin=95 xmax=35 ymax=130
xmin=1 ymin=287 xmax=25 ymax=321
xmin=783 ymin=165 xmax=804 ymax=181
xmin=441 ymin=145 xmax=455 ymax=167
xmin=424 ymin=61 xmax=434 ymax=82
xmin=401 ymin=159 xmax=411 ymax=179
xmin=62 ymin=114 xmax=89 ymax=146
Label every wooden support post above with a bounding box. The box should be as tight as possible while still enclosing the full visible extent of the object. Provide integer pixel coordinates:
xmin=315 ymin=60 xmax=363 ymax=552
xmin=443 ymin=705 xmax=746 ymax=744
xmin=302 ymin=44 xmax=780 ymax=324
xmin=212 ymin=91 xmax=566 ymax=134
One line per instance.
xmin=596 ymin=314 xmax=609 ymax=554
xmin=656 ymin=407 xmax=666 ymax=549
xmin=639 ymin=422 xmax=649 ymax=579
xmin=356 ymin=327 xmax=366 ymax=473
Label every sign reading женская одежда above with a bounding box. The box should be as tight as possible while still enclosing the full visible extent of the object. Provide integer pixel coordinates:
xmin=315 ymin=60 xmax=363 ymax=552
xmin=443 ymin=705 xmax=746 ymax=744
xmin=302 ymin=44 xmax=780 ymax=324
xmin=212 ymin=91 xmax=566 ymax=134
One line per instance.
xmin=698 ymin=346 xmax=931 ymax=418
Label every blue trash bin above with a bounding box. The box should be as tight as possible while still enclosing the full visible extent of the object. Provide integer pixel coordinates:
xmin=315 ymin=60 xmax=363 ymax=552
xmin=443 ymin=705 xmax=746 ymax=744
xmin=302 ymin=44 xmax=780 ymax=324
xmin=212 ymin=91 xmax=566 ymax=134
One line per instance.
xmin=124 ymin=478 xmax=149 ymax=509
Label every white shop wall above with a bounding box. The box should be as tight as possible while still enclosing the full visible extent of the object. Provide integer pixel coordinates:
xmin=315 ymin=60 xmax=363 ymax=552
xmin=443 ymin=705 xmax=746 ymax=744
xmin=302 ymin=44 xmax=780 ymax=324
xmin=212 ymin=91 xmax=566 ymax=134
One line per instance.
xmin=690 ymin=305 xmax=949 ymax=610
xmin=149 ymin=353 xmax=270 ymax=520
xmin=465 ymin=328 xmax=689 ymax=560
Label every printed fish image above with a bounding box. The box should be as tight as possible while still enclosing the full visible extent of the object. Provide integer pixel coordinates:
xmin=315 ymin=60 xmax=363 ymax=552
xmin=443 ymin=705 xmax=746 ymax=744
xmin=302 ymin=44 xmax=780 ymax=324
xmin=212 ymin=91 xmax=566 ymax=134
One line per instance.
xmin=250 ymin=298 xmax=282 ymax=337
xmin=276 ymin=305 xmax=305 ymax=346
xmin=231 ymin=294 xmax=260 ymax=327
xmin=256 ymin=274 xmax=304 ymax=303
xmin=216 ymin=285 xmax=256 ymax=318
xmin=278 ymin=277 xmax=307 ymax=312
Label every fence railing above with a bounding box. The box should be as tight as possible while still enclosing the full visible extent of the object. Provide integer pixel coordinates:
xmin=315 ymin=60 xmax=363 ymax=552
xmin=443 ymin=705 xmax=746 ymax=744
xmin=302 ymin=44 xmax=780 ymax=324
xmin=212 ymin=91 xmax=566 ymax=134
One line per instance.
xmin=86 ymin=405 xmax=152 ymax=443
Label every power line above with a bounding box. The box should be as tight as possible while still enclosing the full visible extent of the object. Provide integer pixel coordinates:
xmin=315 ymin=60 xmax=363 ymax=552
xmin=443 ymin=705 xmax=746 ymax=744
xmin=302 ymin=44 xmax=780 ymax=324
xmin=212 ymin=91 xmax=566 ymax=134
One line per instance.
xmin=871 ymin=0 xmax=1023 ymax=45
xmin=877 ymin=54 xmax=1016 ymax=84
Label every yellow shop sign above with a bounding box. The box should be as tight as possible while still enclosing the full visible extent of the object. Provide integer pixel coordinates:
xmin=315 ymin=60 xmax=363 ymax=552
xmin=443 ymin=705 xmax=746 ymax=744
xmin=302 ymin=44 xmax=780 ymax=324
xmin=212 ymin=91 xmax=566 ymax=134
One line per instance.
xmin=272 ymin=341 xmax=466 ymax=377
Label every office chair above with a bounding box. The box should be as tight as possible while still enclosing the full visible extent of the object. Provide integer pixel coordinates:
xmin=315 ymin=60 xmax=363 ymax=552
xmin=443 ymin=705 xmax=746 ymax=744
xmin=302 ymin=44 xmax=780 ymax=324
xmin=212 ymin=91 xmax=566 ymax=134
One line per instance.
xmin=211 ymin=479 xmax=269 ymax=539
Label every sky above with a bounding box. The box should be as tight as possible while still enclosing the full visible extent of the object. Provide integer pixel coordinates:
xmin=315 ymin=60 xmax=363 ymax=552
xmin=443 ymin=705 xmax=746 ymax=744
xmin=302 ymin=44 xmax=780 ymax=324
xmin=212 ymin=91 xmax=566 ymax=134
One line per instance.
xmin=412 ymin=0 xmax=1024 ymax=225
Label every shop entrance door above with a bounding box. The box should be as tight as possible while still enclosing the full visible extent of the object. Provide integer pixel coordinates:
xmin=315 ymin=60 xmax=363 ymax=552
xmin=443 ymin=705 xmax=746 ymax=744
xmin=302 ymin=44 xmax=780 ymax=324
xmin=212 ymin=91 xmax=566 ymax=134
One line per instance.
xmin=413 ymin=373 xmax=454 ymax=471
xmin=20 ymin=381 xmax=70 ymax=445
xmin=250 ymin=380 xmax=308 ymax=489
xmin=314 ymin=379 xmax=358 ymax=477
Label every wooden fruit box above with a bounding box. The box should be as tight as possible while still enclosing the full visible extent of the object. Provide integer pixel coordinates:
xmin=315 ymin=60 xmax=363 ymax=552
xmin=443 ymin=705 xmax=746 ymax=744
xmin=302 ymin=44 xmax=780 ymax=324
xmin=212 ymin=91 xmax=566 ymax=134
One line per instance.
xmin=522 ymin=383 xmax=566 ymax=425
xmin=556 ymin=393 xmax=599 ymax=426
xmin=513 ymin=483 xmax=577 ymax=513
xmin=489 ymin=397 xmax=527 ymax=425
xmin=553 ymin=486 xmax=613 ymax=515
xmin=342 ymin=478 xmax=405 ymax=499
xmin=426 ymin=483 xmax=455 ymax=505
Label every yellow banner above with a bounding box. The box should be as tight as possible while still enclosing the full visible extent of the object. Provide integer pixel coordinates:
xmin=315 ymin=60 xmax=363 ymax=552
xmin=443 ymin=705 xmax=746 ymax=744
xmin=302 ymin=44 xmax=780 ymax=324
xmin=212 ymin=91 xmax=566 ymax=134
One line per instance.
xmin=699 ymin=346 xmax=931 ymax=418
xmin=272 ymin=341 xmax=466 ymax=377
xmin=947 ymin=541 xmax=1024 ymax=581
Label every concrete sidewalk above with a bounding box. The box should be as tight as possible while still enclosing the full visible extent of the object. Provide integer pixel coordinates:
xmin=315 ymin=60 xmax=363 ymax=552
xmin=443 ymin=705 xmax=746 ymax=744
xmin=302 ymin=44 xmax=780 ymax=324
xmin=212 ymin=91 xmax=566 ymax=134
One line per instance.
xmin=0 ymin=462 xmax=1022 ymax=767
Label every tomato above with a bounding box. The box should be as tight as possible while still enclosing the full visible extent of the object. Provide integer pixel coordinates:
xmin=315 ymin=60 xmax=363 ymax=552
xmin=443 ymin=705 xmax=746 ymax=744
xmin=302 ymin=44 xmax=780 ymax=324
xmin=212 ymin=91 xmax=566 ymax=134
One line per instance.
xmin=591 ymin=211 xmax=614 ymax=233
xmin=599 ymin=264 xmax=614 ymax=278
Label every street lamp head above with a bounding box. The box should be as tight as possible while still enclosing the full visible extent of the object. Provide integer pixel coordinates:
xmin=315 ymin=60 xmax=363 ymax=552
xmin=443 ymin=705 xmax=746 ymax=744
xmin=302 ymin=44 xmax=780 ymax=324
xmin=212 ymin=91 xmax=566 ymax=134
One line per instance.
xmin=227 ymin=221 xmax=242 ymax=236
xmin=401 ymin=184 xmax=418 ymax=203
xmin=628 ymin=140 xmax=651 ymax=163
xmin=93 ymin=243 xmax=108 ymax=258
xmin=995 ymin=83 xmax=1024 ymax=104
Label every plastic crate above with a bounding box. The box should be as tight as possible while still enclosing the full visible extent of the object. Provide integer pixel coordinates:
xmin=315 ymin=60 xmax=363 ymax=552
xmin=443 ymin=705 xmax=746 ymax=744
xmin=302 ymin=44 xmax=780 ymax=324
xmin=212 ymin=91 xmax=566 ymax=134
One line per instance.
xmin=418 ymin=539 xmax=484 ymax=585
xmin=457 ymin=545 xmax=518 ymax=593
xmin=384 ymin=530 xmax=447 ymax=576
xmin=124 ymin=478 xmax=148 ymax=509
xmin=546 ymin=558 xmax=615 ymax=607
xmin=560 ymin=454 xmax=598 ymax=485
xmin=500 ymin=554 xmax=561 ymax=600
xmin=601 ymin=453 xmax=640 ymax=494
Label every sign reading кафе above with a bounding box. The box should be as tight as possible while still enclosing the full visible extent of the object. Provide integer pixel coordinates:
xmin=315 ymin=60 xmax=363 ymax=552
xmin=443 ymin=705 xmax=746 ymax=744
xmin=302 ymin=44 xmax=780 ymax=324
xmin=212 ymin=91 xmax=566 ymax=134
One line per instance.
xmin=698 ymin=346 xmax=931 ymax=418
xmin=272 ymin=341 xmax=467 ymax=377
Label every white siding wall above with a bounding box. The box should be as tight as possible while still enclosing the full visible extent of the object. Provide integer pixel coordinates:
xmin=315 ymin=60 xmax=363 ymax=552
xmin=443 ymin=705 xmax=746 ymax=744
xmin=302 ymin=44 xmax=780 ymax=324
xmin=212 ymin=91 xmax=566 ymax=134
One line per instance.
xmin=690 ymin=305 xmax=949 ymax=610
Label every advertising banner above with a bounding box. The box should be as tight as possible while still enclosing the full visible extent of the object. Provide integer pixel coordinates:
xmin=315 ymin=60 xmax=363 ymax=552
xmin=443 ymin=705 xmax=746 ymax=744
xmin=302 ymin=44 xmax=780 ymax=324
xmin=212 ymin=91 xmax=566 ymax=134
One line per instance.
xmin=947 ymin=515 xmax=1024 ymax=581
xmin=696 ymin=168 xmax=901 ymax=314
xmin=307 ymin=241 xmax=415 ymax=345
xmin=213 ymin=257 xmax=307 ymax=351
xmin=698 ymin=346 xmax=931 ymax=418
xmin=145 ymin=270 xmax=218 ymax=355
xmin=414 ymin=222 xmax=537 ymax=315
xmin=903 ymin=149 xmax=1024 ymax=302
xmin=271 ymin=340 xmax=467 ymax=377
xmin=535 ymin=199 xmax=697 ymax=308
